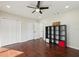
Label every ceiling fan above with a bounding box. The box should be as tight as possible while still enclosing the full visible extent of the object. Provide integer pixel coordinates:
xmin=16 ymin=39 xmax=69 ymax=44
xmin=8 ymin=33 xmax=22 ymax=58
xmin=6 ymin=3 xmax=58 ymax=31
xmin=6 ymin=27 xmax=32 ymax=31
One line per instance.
xmin=27 ymin=1 xmax=49 ymax=14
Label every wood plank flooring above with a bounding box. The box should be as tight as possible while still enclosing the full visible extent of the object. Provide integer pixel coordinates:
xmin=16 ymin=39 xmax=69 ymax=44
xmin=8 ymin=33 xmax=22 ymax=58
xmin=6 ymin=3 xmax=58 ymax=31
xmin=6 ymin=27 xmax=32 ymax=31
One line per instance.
xmin=1 ymin=39 xmax=79 ymax=57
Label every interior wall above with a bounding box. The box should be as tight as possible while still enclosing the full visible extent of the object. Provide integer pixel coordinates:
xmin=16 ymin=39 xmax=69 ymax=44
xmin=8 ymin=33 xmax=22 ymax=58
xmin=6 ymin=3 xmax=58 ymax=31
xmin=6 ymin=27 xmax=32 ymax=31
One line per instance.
xmin=0 ymin=11 xmax=40 ymax=47
xmin=40 ymin=9 xmax=79 ymax=50
xmin=59 ymin=9 xmax=79 ymax=50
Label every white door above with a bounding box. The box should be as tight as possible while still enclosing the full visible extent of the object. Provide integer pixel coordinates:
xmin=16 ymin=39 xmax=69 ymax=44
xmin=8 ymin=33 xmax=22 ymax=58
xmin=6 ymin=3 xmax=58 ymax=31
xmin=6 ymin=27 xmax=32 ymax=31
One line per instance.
xmin=0 ymin=19 xmax=21 ymax=46
xmin=33 ymin=22 xmax=40 ymax=39
xmin=21 ymin=21 xmax=34 ymax=41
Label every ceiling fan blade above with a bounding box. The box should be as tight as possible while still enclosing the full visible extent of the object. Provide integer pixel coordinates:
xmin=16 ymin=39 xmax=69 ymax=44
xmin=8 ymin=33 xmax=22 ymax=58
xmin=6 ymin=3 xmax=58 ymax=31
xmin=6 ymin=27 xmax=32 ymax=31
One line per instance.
xmin=32 ymin=10 xmax=36 ymax=13
xmin=37 ymin=1 xmax=40 ymax=8
xmin=40 ymin=7 xmax=49 ymax=9
xmin=27 ymin=6 xmax=35 ymax=9
xmin=39 ymin=11 xmax=42 ymax=14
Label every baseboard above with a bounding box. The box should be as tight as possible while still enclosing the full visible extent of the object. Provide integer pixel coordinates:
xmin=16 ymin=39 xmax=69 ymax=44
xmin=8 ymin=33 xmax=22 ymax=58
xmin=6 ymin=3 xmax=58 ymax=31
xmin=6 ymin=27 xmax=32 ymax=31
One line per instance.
xmin=68 ymin=45 xmax=79 ymax=50
xmin=44 ymin=39 xmax=79 ymax=50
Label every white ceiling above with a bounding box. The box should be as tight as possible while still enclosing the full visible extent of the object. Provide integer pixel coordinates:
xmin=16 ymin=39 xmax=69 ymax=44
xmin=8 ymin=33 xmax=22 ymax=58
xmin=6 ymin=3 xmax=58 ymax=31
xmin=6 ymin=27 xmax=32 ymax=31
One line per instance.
xmin=0 ymin=1 xmax=79 ymax=19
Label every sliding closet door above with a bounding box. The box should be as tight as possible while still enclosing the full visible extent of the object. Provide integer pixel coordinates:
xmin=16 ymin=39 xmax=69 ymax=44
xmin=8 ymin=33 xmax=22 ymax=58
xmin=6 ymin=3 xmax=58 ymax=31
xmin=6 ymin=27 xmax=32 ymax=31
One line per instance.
xmin=0 ymin=19 xmax=40 ymax=46
xmin=0 ymin=19 xmax=21 ymax=46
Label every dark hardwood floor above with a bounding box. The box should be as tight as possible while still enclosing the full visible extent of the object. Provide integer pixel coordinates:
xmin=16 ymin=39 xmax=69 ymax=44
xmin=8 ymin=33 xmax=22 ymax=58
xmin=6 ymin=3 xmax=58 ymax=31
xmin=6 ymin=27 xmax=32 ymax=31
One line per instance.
xmin=2 ymin=39 xmax=79 ymax=57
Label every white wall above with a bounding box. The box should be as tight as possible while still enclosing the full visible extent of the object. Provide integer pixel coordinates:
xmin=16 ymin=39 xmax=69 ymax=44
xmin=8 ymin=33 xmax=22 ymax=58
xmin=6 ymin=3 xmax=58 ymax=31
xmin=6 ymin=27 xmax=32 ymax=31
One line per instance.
xmin=59 ymin=9 xmax=79 ymax=50
xmin=0 ymin=11 xmax=40 ymax=47
xmin=40 ymin=9 xmax=79 ymax=50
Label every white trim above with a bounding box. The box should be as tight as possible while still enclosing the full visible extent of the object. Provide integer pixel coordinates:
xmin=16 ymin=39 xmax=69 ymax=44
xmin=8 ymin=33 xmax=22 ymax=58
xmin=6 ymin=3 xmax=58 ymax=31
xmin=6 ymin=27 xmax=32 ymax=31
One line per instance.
xmin=68 ymin=45 xmax=79 ymax=50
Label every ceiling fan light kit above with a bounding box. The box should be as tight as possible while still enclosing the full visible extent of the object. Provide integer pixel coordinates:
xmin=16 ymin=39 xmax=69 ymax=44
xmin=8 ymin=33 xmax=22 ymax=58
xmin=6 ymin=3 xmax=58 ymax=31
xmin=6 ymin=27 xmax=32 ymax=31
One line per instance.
xmin=36 ymin=8 xmax=40 ymax=12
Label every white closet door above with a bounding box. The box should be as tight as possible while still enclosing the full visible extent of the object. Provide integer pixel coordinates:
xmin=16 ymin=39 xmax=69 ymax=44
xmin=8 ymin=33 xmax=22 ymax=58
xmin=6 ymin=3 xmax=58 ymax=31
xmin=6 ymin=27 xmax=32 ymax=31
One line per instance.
xmin=21 ymin=21 xmax=34 ymax=41
xmin=0 ymin=19 xmax=21 ymax=46
xmin=33 ymin=22 xmax=40 ymax=39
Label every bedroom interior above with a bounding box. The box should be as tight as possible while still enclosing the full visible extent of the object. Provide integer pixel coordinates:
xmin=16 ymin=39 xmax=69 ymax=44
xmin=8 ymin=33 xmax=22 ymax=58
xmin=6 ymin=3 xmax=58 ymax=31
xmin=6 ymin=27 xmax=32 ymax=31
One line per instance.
xmin=0 ymin=1 xmax=79 ymax=57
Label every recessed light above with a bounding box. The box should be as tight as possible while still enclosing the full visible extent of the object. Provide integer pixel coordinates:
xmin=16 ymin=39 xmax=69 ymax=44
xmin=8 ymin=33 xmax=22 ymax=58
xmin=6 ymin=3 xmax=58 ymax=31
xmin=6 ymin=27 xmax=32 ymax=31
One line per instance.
xmin=6 ymin=5 xmax=11 ymax=8
xmin=65 ymin=5 xmax=69 ymax=8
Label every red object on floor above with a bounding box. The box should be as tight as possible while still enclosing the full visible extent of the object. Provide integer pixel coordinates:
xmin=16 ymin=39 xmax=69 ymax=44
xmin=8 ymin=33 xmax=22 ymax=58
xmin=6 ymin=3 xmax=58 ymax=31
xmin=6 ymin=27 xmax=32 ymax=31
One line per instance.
xmin=58 ymin=41 xmax=65 ymax=47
